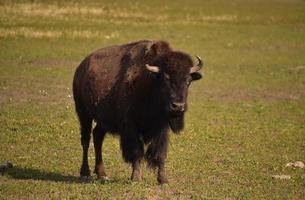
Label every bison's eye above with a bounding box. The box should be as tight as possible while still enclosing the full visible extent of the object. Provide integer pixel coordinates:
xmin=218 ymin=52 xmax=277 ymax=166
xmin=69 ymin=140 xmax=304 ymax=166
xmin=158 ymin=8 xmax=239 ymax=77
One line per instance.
xmin=164 ymin=73 xmax=170 ymax=80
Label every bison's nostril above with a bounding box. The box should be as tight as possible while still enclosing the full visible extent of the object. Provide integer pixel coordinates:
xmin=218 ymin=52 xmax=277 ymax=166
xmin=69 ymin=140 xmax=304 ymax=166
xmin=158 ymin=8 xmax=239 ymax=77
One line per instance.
xmin=170 ymin=102 xmax=185 ymax=112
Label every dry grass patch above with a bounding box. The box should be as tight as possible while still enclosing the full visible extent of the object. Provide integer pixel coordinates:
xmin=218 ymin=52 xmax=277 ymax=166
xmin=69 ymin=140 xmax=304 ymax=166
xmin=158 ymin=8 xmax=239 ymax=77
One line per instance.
xmin=0 ymin=3 xmax=168 ymax=21
xmin=0 ymin=27 xmax=120 ymax=39
xmin=0 ymin=2 xmax=239 ymax=25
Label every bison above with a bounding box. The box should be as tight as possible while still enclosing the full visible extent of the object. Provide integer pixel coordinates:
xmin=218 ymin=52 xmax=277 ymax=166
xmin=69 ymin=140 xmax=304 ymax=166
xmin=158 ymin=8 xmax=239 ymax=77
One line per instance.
xmin=73 ymin=40 xmax=203 ymax=184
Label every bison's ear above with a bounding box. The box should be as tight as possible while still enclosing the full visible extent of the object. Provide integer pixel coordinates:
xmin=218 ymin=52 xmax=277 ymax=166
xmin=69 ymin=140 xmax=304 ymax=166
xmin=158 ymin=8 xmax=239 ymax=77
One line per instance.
xmin=146 ymin=64 xmax=160 ymax=73
xmin=190 ymin=72 xmax=202 ymax=81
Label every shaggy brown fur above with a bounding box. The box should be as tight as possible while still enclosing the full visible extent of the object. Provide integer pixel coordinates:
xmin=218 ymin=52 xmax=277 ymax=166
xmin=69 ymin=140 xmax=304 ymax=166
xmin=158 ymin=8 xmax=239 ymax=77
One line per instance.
xmin=73 ymin=40 xmax=202 ymax=184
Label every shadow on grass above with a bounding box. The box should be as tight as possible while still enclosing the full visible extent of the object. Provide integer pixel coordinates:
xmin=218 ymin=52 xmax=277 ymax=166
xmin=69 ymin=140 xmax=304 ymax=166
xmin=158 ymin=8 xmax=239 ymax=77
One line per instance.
xmin=6 ymin=166 xmax=120 ymax=184
xmin=6 ymin=166 xmax=79 ymax=183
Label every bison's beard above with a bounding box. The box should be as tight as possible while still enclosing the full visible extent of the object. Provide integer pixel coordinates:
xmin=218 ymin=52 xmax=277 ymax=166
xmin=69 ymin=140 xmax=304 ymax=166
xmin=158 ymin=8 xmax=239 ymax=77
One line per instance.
xmin=169 ymin=113 xmax=184 ymax=133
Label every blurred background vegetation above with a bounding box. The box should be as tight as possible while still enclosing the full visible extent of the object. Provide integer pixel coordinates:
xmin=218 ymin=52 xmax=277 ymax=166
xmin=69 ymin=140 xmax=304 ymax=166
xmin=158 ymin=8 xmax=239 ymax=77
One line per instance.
xmin=0 ymin=0 xmax=304 ymax=199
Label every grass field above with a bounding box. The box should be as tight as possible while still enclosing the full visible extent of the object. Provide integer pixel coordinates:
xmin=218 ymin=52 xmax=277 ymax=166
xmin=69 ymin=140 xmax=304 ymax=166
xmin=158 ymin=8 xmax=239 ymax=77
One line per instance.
xmin=0 ymin=0 xmax=305 ymax=199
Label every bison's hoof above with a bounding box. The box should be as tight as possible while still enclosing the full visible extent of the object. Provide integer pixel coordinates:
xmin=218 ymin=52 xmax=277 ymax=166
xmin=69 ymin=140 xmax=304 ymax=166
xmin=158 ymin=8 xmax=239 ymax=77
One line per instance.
xmin=131 ymin=176 xmax=141 ymax=182
xmin=157 ymin=176 xmax=169 ymax=184
xmin=131 ymin=173 xmax=141 ymax=182
xmin=80 ymin=176 xmax=93 ymax=183
xmin=96 ymin=176 xmax=109 ymax=184
xmin=80 ymin=165 xmax=90 ymax=177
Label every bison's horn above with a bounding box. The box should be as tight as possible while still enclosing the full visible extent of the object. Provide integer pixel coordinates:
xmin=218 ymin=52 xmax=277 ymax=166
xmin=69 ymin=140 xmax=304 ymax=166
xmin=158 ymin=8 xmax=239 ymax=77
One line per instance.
xmin=190 ymin=56 xmax=203 ymax=73
xmin=146 ymin=64 xmax=160 ymax=73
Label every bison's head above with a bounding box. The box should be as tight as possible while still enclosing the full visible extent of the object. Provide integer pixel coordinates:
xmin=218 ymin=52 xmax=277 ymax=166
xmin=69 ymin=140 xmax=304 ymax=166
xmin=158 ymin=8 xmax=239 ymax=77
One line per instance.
xmin=146 ymin=52 xmax=203 ymax=133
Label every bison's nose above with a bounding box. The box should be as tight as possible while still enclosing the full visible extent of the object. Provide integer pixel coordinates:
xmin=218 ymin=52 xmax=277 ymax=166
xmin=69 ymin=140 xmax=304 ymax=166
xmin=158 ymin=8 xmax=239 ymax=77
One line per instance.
xmin=170 ymin=102 xmax=185 ymax=112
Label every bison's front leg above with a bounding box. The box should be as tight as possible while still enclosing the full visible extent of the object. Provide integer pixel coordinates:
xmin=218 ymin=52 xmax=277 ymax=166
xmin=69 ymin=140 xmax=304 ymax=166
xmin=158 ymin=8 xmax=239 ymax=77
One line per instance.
xmin=157 ymin=160 xmax=168 ymax=184
xmin=146 ymin=129 xmax=169 ymax=184
xmin=120 ymin=128 xmax=144 ymax=182
xmin=131 ymin=160 xmax=141 ymax=182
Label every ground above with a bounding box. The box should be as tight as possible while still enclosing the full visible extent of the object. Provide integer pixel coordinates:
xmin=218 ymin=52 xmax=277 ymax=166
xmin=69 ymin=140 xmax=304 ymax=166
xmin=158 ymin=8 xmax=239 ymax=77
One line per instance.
xmin=0 ymin=0 xmax=305 ymax=199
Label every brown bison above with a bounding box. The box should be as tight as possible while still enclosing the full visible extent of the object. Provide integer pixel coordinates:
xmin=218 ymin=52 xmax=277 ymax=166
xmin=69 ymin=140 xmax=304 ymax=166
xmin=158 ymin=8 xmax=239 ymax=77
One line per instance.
xmin=73 ymin=40 xmax=203 ymax=184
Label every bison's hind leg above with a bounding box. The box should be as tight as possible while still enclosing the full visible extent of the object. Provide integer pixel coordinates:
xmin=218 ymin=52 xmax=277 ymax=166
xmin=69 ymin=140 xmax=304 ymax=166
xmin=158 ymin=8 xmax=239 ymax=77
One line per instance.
xmin=93 ymin=123 xmax=108 ymax=181
xmin=76 ymin=108 xmax=93 ymax=179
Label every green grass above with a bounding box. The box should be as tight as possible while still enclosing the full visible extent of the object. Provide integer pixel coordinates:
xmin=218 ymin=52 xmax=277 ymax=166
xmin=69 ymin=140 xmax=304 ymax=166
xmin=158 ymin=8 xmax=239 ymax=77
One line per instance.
xmin=0 ymin=0 xmax=305 ymax=199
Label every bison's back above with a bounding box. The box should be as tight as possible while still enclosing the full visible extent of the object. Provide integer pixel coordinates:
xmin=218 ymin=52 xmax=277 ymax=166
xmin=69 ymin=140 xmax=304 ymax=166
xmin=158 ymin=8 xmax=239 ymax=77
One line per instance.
xmin=73 ymin=40 xmax=154 ymax=131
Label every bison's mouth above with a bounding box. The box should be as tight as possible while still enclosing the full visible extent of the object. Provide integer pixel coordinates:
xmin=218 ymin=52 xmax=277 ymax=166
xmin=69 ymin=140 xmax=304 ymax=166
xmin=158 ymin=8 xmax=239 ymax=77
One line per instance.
xmin=168 ymin=112 xmax=184 ymax=133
